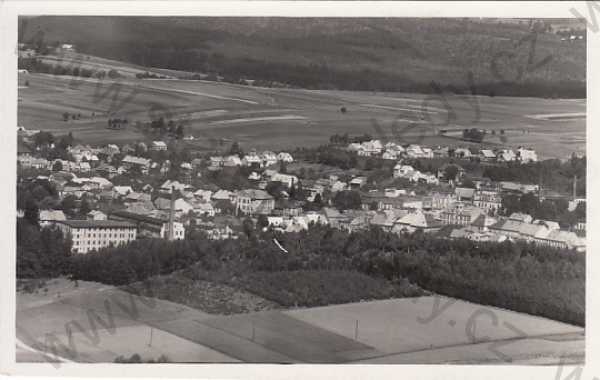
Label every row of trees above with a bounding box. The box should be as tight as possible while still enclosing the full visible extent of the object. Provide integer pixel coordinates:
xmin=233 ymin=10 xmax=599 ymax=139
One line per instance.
xmin=329 ymin=133 xmax=373 ymax=145
xmin=18 ymin=58 xmax=121 ymax=79
xmin=462 ymin=128 xmax=486 ymax=143
xmin=17 ymin=219 xmax=72 ymax=279
xmin=26 ymin=131 xmax=74 ymax=161
xmin=501 ymin=192 xmax=585 ymax=228
xmin=108 ymin=118 xmax=129 ymax=129
xmin=483 ymin=155 xmax=586 ymax=196
xmin=147 ymin=117 xmax=185 ymax=139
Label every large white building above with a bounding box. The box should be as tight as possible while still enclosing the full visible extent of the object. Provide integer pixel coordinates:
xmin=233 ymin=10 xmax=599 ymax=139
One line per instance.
xmin=236 ymin=189 xmax=275 ymax=215
xmin=56 ymin=220 xmax=137 ymax=254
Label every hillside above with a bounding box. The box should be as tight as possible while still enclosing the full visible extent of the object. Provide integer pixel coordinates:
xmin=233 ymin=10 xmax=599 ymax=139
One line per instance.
xmin=19 ymin=16 xmax=585 ymax=97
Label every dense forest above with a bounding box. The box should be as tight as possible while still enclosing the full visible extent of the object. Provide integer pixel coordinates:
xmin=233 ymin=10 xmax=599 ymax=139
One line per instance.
xmin=19 ymin=16 xmax=585 ymax=97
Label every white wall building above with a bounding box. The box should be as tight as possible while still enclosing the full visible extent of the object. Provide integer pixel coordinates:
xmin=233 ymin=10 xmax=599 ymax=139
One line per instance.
xmin=57 ymin=220 xmax=137 ymax=254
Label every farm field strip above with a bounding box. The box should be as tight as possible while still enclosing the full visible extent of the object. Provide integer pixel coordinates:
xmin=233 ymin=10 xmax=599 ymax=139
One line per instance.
xmin=196 ymin=311 xmax=380 ymax=363
xmin=526 ymin=112 xmax=586 ymax=120
xmin=359 ymin=103 xmax=441 ymax=114
xmin=209 ymin=115 xmax=307 ymax=125
xmin=140 ymin=84 xmax=260 ymax=105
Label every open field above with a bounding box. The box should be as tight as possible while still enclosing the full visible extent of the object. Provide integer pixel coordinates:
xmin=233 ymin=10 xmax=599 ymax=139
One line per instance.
xmin=16 ymin=279 xmax=584 ymax=364
xmin=19 ymin=66 xmax=585 ymax=159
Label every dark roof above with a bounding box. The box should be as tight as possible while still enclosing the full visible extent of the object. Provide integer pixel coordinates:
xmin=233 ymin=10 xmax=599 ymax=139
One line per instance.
xmin=275 ymin=199 xmax=304 ymax=209
xmin=110 ymin=210 xmax=167 ymax=225
xmin=56 ymin=220 xmax=136 ymax=229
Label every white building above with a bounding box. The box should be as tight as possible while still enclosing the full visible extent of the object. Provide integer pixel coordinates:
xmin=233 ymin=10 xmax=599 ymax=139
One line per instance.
xmin=517 ymin=147 xmax=538 ymax=163
xmin=57 ymin=220 xmax=137 ymax=254
xmin=236 ymin=189 xmax=275 ymax=215
xmin=87 ymin=210 xmax=107 ymax=221
xmin=497 ymin=149 xmax=517 ymax=162
xmin=242 ymin=152 xmax=262 ymax=167
xmin=393 ymin=164 xmax=415 ymax=178
xmin=121 ymin=155 xmax=151 ymax=173
xmin=454 ymin=148 xmax=472 ymax=158
xmin=356 ymin=140 xmax=383 ymax=156
xmin=261 ymin=151 xmax=278 ymax=167
xmin=271 ymin=173 xmax=298 ymax=188
xmin=39 ymin=210 xmax=66 ymax=228
xmin=277 ymin=152 xmax=294 ymax=163
xmin=151 ymin=141 xmax=168 ymax=151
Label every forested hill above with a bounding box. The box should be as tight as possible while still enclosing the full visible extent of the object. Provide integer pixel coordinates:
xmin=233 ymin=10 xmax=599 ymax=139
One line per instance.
xmin=19 ymin=16 xmax=586 ymax=97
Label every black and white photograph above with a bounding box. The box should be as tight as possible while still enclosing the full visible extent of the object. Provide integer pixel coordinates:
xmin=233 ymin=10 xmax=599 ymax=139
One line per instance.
xmin=1 ymin=1 xmax=596 ymax=378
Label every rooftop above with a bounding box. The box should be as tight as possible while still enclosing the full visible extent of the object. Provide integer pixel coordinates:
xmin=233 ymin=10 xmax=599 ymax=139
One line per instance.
xmin=56 ymin=220 xmax=136 ymax=229
xmin=110 ymin=210 xmax=167 ymax=225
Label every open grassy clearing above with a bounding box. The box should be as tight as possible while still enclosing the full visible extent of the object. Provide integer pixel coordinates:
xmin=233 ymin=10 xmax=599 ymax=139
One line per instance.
xmin=285 ymin=297 xmax=583 ymax=358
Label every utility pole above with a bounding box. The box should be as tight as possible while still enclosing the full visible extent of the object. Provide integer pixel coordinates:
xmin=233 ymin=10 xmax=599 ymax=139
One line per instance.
xmin=573 ymin=174 xmax=577 ymax=200
xmin=354 ymin=319 xmax=359 ymax=340
xmin=148 ymin=327 xmax=153 ymax=347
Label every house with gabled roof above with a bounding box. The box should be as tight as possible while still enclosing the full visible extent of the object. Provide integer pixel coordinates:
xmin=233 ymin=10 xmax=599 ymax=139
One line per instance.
xmin=151 ymin=141 xmax=168 ymax=151
xmin=480 ymin=149 xmax=496 ymax=162
xmin=39 ymin=209 xmax=66 ymax=228
xmin=392 ymin=210 xmax=442 ymax=234
xmin=236 ymin=189 xmax=275 ymax=215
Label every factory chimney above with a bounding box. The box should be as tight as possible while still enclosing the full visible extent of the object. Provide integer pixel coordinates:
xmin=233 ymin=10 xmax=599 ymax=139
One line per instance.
xmin=168 ymin=185 xmax=175 ymax=241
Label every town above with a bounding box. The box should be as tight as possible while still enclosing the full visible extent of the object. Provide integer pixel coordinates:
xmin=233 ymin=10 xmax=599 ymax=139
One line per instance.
xmin=18 ymin=127 xmax=586 ymax=253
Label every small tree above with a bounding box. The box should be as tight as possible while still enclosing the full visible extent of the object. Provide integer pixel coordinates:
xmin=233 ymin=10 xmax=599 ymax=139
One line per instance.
xmin=79 ymin=198 xmax=91 ymax=217
xmin=257 ymin=214 xmax=269 ymax=229
xmin=242 ymin=217 xmax=255 ymax=239
xmin=52 ymin=160 xmax=63 ymax=172
xmin=175 ymin=124 xmax=184 ymax=139
xmin=229 ymin=141 xmax=244 ymax=156
xmin=443 ymin=165 xmax=459 ymax=182
xmin=107 ymin=69 xmax=120 ymax=79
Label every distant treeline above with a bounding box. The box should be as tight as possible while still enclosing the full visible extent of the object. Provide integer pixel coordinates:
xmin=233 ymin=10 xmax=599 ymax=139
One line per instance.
xmin=19 ymin=17 xmax=586 ymax=98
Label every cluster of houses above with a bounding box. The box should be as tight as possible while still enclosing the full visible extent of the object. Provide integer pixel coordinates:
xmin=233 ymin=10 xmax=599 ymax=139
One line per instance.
xmin=209 ymin=150 xmax=294 ymax=170
xmin=19 ymin=132 xmax=584 ymax=254
xmin=450 ymin=212 xmax=585 ymax=252
xmin=347 ymin=139 xmax=538 ymax=163
xmin=393 ymin=164 xmax=439 ymax=185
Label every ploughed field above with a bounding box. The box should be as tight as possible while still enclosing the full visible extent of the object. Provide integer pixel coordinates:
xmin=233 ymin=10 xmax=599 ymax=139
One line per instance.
xmin=18 ymin=65 xmax=585 ymax=159
xmin=16 ymin=279 xmax=584 ymax=364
